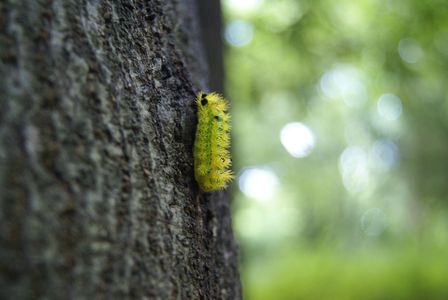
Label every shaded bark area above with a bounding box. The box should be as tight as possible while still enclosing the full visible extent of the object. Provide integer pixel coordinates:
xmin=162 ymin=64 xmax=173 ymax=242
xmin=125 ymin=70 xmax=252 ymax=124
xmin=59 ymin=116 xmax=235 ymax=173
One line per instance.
xmin=196 ymin=0 xmax=224 ymax=93
xmin=0 ymin=0 xmax=241 ymax=299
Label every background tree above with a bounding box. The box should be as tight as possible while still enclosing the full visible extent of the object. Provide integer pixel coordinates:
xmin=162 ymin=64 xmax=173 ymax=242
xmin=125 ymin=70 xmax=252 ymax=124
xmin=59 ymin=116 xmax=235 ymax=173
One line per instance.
xmin=0 ymin=0 xmax=241 ymax=299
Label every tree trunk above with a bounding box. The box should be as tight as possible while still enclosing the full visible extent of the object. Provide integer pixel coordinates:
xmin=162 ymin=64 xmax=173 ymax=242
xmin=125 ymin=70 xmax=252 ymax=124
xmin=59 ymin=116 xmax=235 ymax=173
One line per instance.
xmin=0 ymin=0 xmax=241 ymax=299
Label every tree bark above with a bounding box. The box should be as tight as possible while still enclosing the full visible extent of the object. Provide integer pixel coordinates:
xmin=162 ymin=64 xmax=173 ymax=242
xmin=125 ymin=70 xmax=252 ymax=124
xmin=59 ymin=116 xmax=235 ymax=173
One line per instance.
xmin=0 ymin=0 xmax=241 ymax=299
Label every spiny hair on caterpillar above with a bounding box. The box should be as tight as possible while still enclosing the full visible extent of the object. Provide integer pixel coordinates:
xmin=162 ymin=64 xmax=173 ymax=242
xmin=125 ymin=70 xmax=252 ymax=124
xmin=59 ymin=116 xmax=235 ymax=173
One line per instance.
xmin=194 ymin=91 xmax=234 ymax=192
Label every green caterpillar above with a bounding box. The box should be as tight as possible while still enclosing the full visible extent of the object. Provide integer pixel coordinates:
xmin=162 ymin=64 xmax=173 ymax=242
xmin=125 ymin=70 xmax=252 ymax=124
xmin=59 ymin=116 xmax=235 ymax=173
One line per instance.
xmin=194 ymin=91 xmax=234 ymax=192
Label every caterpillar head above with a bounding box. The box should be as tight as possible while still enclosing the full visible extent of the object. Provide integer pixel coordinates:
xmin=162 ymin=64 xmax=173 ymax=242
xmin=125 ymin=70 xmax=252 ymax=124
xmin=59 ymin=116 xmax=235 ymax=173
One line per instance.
xmin=197 ymin=91 xmax=229 ymax=116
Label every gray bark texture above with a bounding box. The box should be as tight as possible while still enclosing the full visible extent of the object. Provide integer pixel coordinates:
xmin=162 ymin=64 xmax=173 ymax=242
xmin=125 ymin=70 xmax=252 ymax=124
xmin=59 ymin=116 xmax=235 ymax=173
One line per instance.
xmin=0 ymin=0 xmax=241 ymax=299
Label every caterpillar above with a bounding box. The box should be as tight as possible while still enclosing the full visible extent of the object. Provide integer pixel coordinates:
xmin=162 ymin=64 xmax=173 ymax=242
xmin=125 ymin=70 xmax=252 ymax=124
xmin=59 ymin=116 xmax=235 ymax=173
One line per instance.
xmin=194 ymin=91 xmax=234 ymax=192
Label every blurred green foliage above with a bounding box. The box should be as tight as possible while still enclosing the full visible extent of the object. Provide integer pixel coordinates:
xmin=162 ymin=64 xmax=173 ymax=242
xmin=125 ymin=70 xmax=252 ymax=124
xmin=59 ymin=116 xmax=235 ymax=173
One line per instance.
xmin=222 ymin=0 xmax=448 ymax=298
xmin=245 ymin=247 xmax=448 ymax=300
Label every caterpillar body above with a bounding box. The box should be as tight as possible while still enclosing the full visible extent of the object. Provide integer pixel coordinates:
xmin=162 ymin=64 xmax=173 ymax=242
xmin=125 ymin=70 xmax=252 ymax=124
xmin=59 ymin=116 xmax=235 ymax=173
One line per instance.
xmin=194 ymin=91 xmax=234 ymax=192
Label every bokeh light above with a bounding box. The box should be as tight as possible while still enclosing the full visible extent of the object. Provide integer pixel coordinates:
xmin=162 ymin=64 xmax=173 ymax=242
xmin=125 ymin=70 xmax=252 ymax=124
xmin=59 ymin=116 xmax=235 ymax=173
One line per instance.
xmin=320 ymin=65 xmax=367 ymax=107
xmin=223 ymin=0 xmax=263 ymax=13
xmin=369 ymin=139 xmax=400 ymax=172
xmin=339 ymin=146 xmax=369 ymax=193
xmin=280 ymin=122 xmax=315 ymax=158
xmin=225 ymin=20 xmax=254 ymax=47
xmin=398 ymin=38 xmax=423 ymax=64
xmin=238 ymin=167 xmax=279 ymax=202
xmin=377 ymin=93 xmax=403 ymax=121
xmin=361 ymin=208 xmax=388 ymax=237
